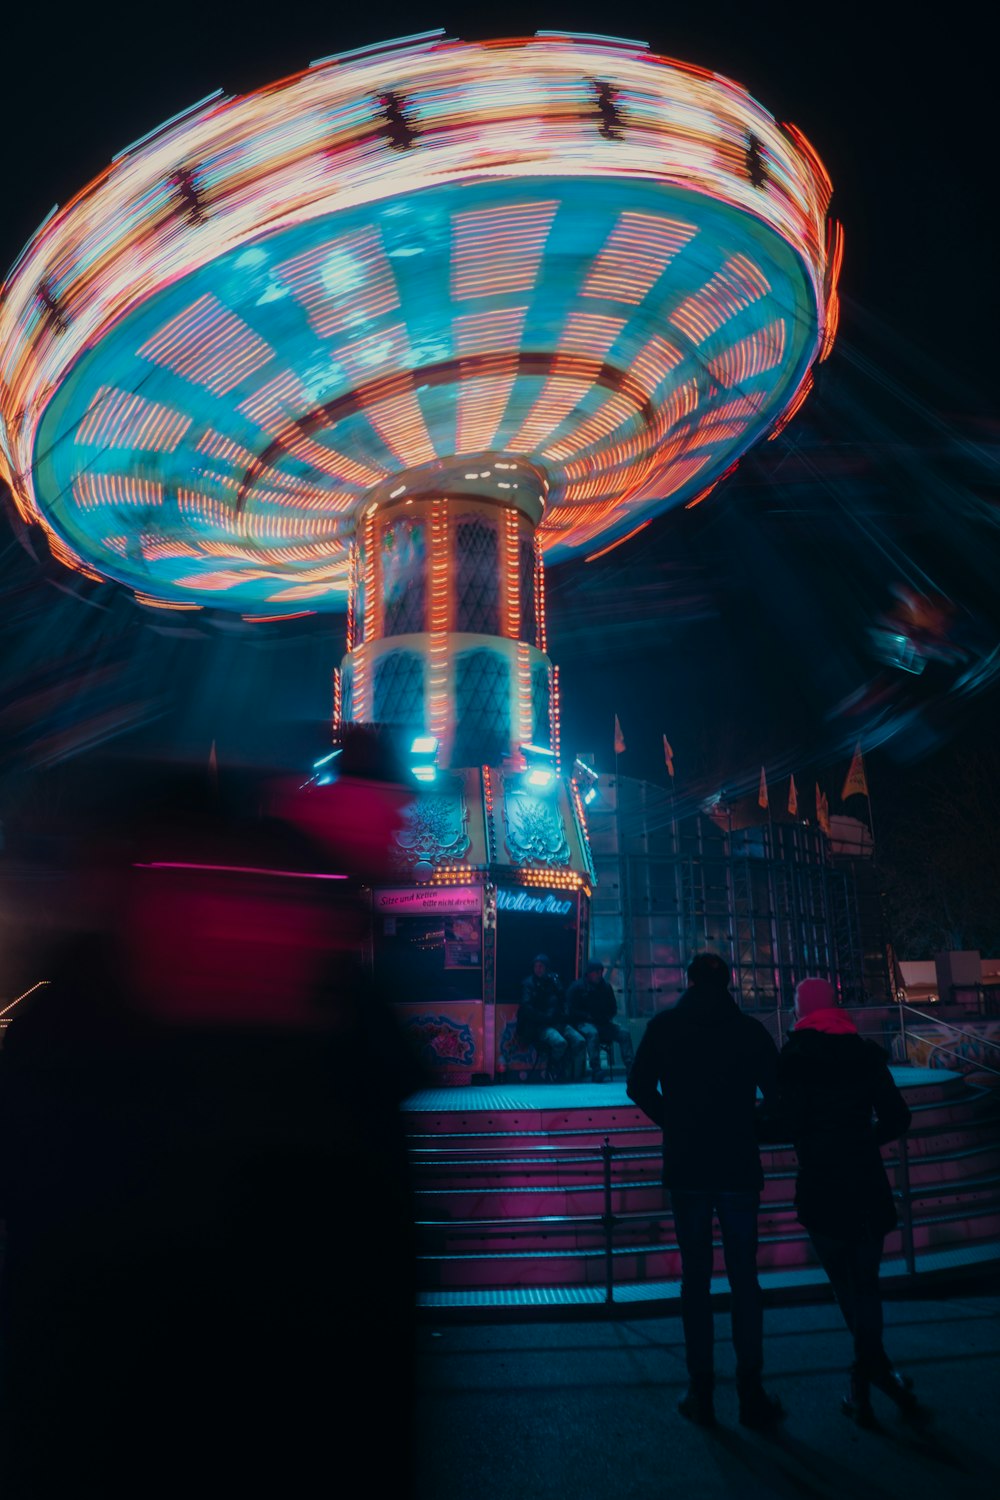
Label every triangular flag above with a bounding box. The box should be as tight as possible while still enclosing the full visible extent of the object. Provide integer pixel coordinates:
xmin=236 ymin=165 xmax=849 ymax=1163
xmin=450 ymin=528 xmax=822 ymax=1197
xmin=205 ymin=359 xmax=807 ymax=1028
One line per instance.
xmin=815 ymin=782 xmax=831 ymax=836
xmin=614 ymin=715 xmax=626 ymax=754
xmin=663 ymin=735 xmax=675 ymax=778
xmin=757 ymin=766 xmax=769 ymax=809
xmin=841 ymin=742 xmax=869 ymax=800
xmin=787 ymin=774 xmax=799 ymax=817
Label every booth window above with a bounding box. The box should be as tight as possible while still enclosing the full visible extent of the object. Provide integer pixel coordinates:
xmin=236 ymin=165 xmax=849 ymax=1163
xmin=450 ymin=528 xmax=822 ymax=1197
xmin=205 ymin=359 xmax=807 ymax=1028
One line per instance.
xmin=374 ymin=913 xmax=482 ymax=1004
xmin=495 ymin=899 xmax=578 ymax=1005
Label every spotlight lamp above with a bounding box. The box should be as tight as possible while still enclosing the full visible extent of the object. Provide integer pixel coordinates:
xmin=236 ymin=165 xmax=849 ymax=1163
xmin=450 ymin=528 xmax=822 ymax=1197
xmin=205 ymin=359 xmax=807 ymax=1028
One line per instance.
xmin=410 ymin=733 xmax=440 ymax=785
xmin=572 ymin=756 xmax=600 ymax=806
xmin=521 ymin=743 xmax=557 ymax=792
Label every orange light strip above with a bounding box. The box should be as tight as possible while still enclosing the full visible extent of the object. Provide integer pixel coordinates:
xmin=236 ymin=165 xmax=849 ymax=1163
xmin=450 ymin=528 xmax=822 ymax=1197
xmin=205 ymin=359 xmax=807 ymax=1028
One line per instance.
xmin=706 ymin=320 xmax=787 ymax=389
xmin=363 ymin=505 xmax=378 ymax=642
xmin=551 ymin=663 xmax=561 ymax=770
xmin=582 ymin=211 xmax=698 ymax=303
xmin=352 ymin=642 xmax=369 ymax=722
xmin=77 ymin=386 xmax=192 ymax=452
xmin=517 ymin=866 xmax=586 ymax=889
xmin=364 ymin=384 xmax=438 ymax=468
xmin=669 ymin=253 xmax=771 ymax=345
xmin=819 ymin=219 xmax=844 ymax=362
xmin=451 ymin=201 xmax=558 ymax=300
xmin=455 ymin=307 xmax=525 ymax=451
xmin=768 ymin=370 xmax=814 ymax=440
xmin=345 ymin=541 xmax=357 ymax=652
xmin=517 ymin=642 xmax=532 ymax=745
xmin=504 ymin=508 xmax=519 ymax=638
xmin=535 ymin=535 xmax=547 ymax=655
xmin=332 ymin=665 xmax=342 ymax=734
xmin=275 ymin=224 xmax=400 ymax=337
xmin=137 ymin=293 xmax=274 ymax=395
xmin=72 ymin=474 xmax=164 ymax=510
xmin=133 ymin=592 xmax=203 ymax=610
xmin=428 ymin=497 xmax=450 ymax=744
xmin=240 ymin=610 xmax=318 ymax=621
xmin=583 ymin=518 xmax=651 ymax=561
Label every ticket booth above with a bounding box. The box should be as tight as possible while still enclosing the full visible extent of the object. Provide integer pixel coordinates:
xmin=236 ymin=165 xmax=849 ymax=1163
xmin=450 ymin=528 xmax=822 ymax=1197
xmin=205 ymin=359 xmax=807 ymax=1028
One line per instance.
xmin=371 ymin=766 xmax=594 ymax=1083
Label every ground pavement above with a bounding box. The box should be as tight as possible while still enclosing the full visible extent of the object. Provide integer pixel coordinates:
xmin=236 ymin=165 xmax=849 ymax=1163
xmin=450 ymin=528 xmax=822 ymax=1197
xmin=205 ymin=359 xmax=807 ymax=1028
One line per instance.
xmin=415 ymin=1289 xmax=1000 ymax=1499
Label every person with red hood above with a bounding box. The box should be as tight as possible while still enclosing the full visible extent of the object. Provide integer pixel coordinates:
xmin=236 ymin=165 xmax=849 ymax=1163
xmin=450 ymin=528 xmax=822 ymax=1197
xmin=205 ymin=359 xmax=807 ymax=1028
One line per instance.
xmin=776 ymin=977 xmax=923 ymax=1426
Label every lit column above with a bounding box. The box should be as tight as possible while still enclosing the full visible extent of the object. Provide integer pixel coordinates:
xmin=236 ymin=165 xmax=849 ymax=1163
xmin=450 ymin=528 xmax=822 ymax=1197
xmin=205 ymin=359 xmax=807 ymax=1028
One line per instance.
xmin=338 ymin=456 xmax=552 ymax=769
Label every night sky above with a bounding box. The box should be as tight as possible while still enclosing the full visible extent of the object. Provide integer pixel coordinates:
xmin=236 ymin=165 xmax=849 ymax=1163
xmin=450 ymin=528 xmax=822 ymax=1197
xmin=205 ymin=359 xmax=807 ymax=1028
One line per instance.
xmin=2 ymin=1 xmax=997 ymax=824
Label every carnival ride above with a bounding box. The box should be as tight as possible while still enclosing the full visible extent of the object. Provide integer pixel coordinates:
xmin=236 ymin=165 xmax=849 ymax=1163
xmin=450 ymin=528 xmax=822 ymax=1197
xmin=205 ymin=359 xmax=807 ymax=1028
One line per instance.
xmin=0 ymin=31 xmax=840 ymax=1079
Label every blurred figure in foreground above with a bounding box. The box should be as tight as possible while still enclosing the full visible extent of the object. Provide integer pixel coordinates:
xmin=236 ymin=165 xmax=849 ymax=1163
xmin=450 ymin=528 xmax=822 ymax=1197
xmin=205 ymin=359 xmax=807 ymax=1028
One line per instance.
xmin=0 ymin=737 xmax=421 ymax=1498
xmin=775 ymin=978 xmax=924 ymax=1427
xmin=627 ymin=953 xmax=782 ymax=1429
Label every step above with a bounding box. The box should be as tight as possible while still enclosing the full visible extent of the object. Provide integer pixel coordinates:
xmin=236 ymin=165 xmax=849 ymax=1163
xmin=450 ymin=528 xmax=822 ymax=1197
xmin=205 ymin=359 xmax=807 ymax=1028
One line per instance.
xmin=407 ymin=1128 xmax=1000 ymax=1200
xmin=417 ymin=1186 xmax=1000 ymax=1260
xmin=416 ymin=1242 xmax=1000 ymax=1315
xmin=417 ymin=1207 xmax=1000 ymax=1290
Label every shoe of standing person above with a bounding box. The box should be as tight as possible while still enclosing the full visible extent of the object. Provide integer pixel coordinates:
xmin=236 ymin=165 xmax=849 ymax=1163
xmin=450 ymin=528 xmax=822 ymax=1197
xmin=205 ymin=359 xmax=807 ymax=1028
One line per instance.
xmin=737 ymin=1377 xmax=785 ymax=1430
xmin=842 ymin=1364 xmax=877 ymax=1427
xmin=866 ymin=1358 xmax=930 ymax=1425
xmin=677 ymin=1374 xmax=715 ymax=1428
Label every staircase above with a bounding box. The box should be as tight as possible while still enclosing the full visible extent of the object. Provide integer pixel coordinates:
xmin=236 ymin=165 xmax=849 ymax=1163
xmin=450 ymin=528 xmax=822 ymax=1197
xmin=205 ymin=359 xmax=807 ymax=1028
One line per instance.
xmin=406 ymin=1068 xmax=1000 ymax=1312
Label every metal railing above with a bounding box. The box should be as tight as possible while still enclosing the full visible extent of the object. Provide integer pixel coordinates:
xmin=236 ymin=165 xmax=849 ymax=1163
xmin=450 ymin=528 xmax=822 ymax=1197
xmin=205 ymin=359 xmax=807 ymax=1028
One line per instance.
xmin=0 ymin=981 xmax=49 ymax=1032
xmin=898 ymin=1003 xmax=1000 ymax=1081
xmin=412 ymin=1111 xmax=1000 ymax=1304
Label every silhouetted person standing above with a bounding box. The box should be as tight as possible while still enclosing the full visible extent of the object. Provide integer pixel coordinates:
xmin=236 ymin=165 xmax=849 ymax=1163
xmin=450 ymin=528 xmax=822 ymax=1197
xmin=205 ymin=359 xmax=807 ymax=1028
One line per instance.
xmin=775 ymin=977 xmax=923 ymax=1426
xmin=628 ymin=953 xmax=782 ymax=1428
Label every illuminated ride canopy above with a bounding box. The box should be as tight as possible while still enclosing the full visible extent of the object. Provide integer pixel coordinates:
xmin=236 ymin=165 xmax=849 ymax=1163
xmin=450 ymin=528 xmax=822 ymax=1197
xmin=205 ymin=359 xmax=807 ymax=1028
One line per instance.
xmin=0 ymin=32 xmax=840 ymax=616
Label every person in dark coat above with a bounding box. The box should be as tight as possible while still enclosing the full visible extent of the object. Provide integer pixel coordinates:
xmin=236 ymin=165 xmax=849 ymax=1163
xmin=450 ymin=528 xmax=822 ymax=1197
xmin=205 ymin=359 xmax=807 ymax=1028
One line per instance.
xmin=517 ymin=954 xmax=585 ymax=1081
xmin=627 ymin=953 xmax=782 ymax=1429
xmin=566 ymin=960 xmax=634 ymax=1080
xmin=775 ymin=977 xmax=923 ymax=1426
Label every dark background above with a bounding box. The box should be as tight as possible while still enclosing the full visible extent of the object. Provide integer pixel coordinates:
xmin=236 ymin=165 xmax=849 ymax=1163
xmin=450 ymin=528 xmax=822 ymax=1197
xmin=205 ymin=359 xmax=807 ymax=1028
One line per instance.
xmin=1 ymin=2 xmax=997 ymax=946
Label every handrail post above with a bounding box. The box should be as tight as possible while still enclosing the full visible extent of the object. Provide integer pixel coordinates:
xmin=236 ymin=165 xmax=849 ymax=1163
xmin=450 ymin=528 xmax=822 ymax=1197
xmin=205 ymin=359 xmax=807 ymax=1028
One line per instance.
xmin=897 ymin=1133 xmax=916 ymax=1278
xmin=898 ymin=994 xmax=908 ymax=1065
xmin=601 ymin=1136 xmax=616 ymax=1308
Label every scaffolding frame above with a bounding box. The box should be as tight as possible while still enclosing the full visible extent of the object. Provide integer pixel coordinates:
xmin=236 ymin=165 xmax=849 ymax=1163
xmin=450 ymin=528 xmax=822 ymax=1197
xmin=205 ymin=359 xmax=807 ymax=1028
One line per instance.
xmin=587 ymin=775 xmax=882 ymax=1020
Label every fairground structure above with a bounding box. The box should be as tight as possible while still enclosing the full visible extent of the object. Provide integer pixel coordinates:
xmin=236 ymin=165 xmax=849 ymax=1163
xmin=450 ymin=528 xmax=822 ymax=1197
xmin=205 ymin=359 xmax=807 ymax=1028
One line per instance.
xmin=0 ymin=31 xmax=842 ymax=1082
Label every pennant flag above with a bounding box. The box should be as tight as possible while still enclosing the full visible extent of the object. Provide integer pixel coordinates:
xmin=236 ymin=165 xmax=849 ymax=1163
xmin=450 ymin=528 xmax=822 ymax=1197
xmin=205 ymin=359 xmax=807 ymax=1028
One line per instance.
xmin=815 ymin=782 xmax=831 ymax=836
xmin=757 ymin=766 xmax=769 ymax=809
xmin=663 ymin=735 xmax=675 ymax=778
xmin=841 ymin=742 xmax=869 ymax=800
xmin=614 ymin=715 xmax=626 ymax=754
xmin=787 ymin=774 xmax=799 ymax=818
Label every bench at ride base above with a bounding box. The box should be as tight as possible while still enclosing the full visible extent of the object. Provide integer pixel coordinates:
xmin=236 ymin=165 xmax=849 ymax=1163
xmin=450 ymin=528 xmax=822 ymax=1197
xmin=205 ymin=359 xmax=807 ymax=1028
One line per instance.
xmin=394 ymin=1004 xmax=646 ymax=1083
xmin=393 ymin=1002 xmax=583 ymax=1083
